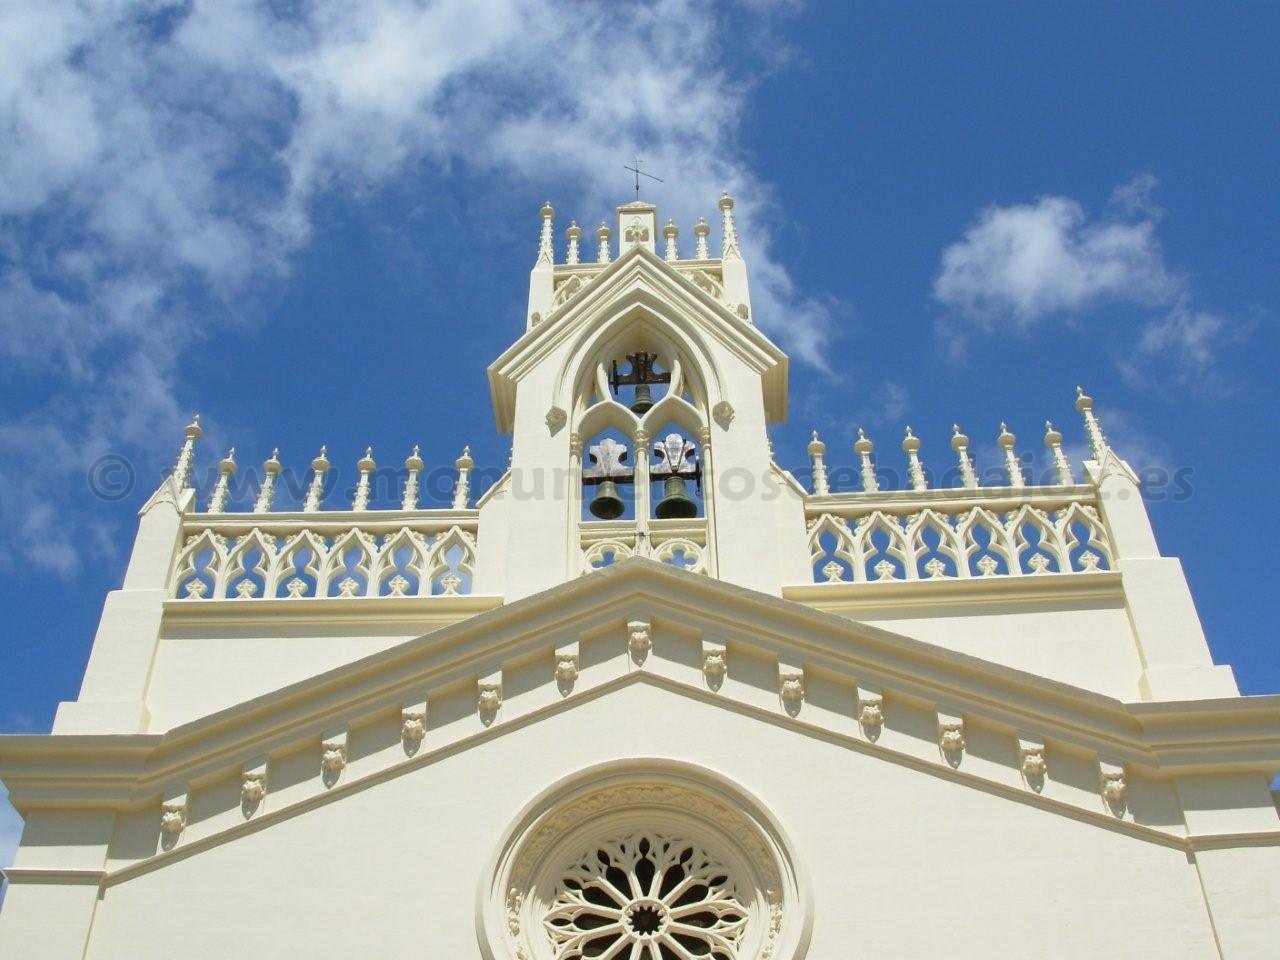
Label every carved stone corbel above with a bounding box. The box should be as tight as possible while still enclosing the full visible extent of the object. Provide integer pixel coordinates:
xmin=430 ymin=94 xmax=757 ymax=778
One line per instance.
xmin=701 ymin=640 xmax=728 ymax=687
xmin=627 ymin=619 xmax=652 ymax=662
xmin=240 ymin=757 xmax=268 ymax=816
xmin=401 ymin=699 xmax=428 ymax=753
xmin=478 ymin=671 xmax=503 ymax=718
xmin=555 ymin=642 xmax=580 ymax=693
xmin=857 ymin=685 xmax=884 ymax=736
xmin=320 ymin=729 xmax=348 ymax=787
xmin=778 ymin=661 xmax=804 ymax=712
xmin=937 ymin=711 xmax=965 ymax=762
xmin=1018 ymin=737 xmax=1047 ymax=789
xmin=1099 ymin=760 xmax=1127 ymax=813
xmin=160 ymin=798 xmax=187 ymax=840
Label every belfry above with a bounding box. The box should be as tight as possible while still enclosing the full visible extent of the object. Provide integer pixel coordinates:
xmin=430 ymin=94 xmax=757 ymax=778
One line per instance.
xmin=1 ymin=194 xmax=1278 ymax=959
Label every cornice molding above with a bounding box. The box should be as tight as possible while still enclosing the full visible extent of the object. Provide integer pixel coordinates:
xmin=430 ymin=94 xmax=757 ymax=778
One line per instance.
xmin=784 ymin=570 xmax=1124 ymax=612
xmin=3 ymin=560 xmax=1278 ymax=811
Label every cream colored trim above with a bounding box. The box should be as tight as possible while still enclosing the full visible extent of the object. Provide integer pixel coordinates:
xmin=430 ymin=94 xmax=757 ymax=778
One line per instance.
xmin=785 ymin=569 xmax=1123 ymax=611
xmin=160 ymin=593 xmax=502 ymax=628
xmin=1 ymin=868 xmax=106 ymax=886
xmin=4 ymin=562 xmax=1278 ymax=816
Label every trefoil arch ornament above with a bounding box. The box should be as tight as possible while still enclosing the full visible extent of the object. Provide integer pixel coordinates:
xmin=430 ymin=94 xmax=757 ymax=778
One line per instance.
xmin=479 ymin=760 xmax=811 ymax=960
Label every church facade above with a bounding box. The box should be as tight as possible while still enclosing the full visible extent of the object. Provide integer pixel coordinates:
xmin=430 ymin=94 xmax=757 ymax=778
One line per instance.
xmin=2 ymin=195 xmax=1278 ymax=958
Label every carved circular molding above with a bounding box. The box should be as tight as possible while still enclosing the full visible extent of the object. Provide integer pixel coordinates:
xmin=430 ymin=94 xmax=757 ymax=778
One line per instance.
xmin=479 ymin=760 xmax=811 ymax=960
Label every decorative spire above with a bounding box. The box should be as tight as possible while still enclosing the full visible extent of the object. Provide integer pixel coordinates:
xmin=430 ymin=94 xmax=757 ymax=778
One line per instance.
xmin=903 ymin=427 xmax=927 ymax=491
xmin=663 ymin=219 xmax=679 ymax=262
xmin=173 ymin=414 xmax=202 ymax=490
xmin=808 ymin=430 xmax=830 ymax=496
xmin=565 ymin=220 xmax=582 ymax=265
xmin=353 ymin=447 xmax=376 ymax=511
xmin=536 ymin=201 xmax=555 ymax=266
xmin=452 ymin=445 xmax=475 ymax=509
xmin=595 ymin=222 xmax=611 ymax=264
xmin=719 ymin=193 xmax=742 ymax=261
xmin=693 ymin=217 xmax=710 ymax=260
xmin=1075 ymin=386 xmax=1109 ymax=462
xmin=402 ymin=445 xmax=423 ymax=510
xmin=997 ymin=423 xmax=1024 ymax=488
xmin=1044 ymin=421 xmax=1074 ymax=485
xmin=208 ymin=447 xmax=236 ymax=513
xmin=951 ymin=424 xmax=978 ymax=489
xmin=854 ymin=429 xmax=879 ymax=492
xmin=303 ymin=446 xmax=330 ymax=512
xmin=253 ymin=449 xmax=282 ymax=513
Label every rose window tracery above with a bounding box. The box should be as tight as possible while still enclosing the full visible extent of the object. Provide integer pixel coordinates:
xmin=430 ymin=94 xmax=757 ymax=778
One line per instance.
xmin=544 ymin=833 xmax=747 ymax=960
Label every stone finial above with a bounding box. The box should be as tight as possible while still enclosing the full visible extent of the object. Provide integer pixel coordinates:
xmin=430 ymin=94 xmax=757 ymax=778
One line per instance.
xmin=1075 ymin=386 xmax=1109 ymax=462
xmin=565 ymin=220 xmax=582 ymax=265
xmin=951 ymin=424 xmax=978 ymax=489
xmin=173 ymin=414 xmax=202 ymax=490
xmin=719 ymin=192 xmax=742 ymax=261
xmin=1044 ymin=421 xmax=1074 ymax=485
xmin=902 ymin=426 xmax=927 ymax=491
xmin=663 ymin=219 xmax=679 ymax=261
xmin=303 ymin=446 xmax=330 ymax=512
xmin=352 ymin=446 xmax=376 ymax=511
xmin=808 ymin=430 xmax=830 ymax=496
xmin=693 ymin=217 xmax=711 ymax=260
xmin=452 ymin=445 xmax=475 ymax=509
xmin=854 ymin=428 xmax=879 ymax=492
xmin=402 ymin=444 xmax=424 ymax=510
xmin=997 ymin=423 xmax=1024 ymax=488
xmin=208 ymin=447 xmax=236 ymax=512
xmin=253 ymin=449 xmax=282 ymax=513
xmin=536 ymin=201 xmax=555 ymax=266
xmin=596 ymin=221 xmax=612 ymax=264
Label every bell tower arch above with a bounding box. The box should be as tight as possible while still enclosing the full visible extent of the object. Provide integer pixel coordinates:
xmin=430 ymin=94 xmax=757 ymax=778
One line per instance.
xmin=479 ymin=197 xmax=810 ymax=601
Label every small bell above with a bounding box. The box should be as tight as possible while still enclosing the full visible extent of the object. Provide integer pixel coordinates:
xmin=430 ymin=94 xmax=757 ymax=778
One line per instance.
xmin=590 ymin=479 xmax=626 ymax=520
xmin=630 ymin=382 xmax=654 ymax=415
xmin=655 ymin=475 xmax=697 ymax=519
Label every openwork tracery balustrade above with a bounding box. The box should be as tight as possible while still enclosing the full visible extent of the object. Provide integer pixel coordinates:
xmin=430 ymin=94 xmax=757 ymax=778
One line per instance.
xmin=807 ymin=493 xmax=1113 ymax=584
xmin=172 ymin=516 xmax=479 ymax=600
xmin=581 ymin=519 xmax=709 ymax=576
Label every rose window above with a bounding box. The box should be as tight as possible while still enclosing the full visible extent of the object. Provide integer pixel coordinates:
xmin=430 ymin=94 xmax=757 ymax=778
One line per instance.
xmin=544 ymin=833 xmax=747 ymax=960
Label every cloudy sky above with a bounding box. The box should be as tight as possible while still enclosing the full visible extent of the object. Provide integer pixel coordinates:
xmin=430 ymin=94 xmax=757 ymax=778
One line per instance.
xmin=0 ymin=1 xmax=1276 ymax=873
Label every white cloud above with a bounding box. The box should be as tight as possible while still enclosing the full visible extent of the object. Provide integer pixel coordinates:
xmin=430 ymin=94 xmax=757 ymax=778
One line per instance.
xmin=0 ymin=0 xmax=832 ymax=572
xmin=1121 ymin=303 xmax=1229 ymax=396
xmin=934 ymin=183 xmax=1179 ymax=327
xmin=933 ymin=176 xmax=1232 ymax=393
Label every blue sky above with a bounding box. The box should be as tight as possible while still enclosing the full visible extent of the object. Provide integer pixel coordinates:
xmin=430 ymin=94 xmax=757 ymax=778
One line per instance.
xmin=0 ymin=2 xmax=1276 ymax=873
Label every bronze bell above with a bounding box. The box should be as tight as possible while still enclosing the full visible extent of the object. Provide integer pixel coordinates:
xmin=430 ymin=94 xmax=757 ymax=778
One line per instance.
xmin=590 ymin=479 xmax=626 ymax=520
xmin=630 ymin=382 xmax=654 ymax=415
xmin=655 ymin=475 xmax=697 ymax=519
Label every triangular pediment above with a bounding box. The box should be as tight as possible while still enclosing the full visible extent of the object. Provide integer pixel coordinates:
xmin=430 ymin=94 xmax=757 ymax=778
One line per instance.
xmin=488 ymin=245 xmax=788 ymax=431
xmin=5 ymin=559 xmax=1277 ymax=818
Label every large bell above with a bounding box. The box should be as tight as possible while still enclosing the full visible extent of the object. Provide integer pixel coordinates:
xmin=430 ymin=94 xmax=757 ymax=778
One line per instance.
xmin=630 ymin=382 xmax=654 ymax=415
xmin=589 ymin=479 xmax=626 ymax=520
xmin=655 ymin=475 xmax=697 ymax=519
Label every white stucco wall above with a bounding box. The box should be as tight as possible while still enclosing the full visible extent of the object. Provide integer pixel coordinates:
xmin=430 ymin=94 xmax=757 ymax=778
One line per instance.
xmin=80 ymin=684 xmax=1224 ymax=959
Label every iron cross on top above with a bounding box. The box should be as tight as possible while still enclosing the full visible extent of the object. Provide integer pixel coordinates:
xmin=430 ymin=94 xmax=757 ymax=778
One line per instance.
xmin=624 ymin=157 xmax=663 ymax=199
